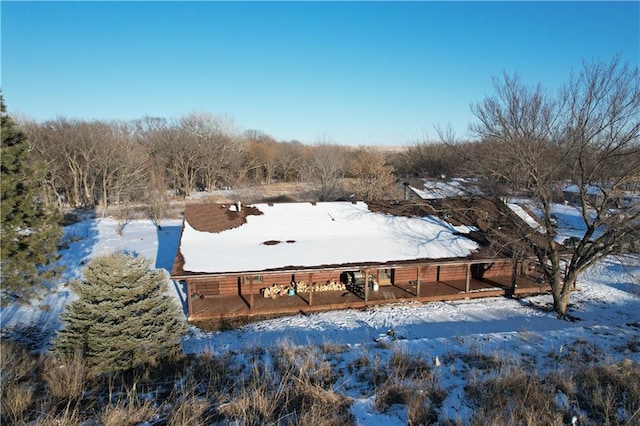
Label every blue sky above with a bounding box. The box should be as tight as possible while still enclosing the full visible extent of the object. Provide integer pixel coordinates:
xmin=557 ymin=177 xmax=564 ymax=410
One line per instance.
xmin=2 ymin=1 xmax=638 ymax=145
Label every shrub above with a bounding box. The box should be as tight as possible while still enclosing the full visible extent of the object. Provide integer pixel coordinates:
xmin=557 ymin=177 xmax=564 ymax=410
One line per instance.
xmin=52 ymin=252 xmax=186 ymax=376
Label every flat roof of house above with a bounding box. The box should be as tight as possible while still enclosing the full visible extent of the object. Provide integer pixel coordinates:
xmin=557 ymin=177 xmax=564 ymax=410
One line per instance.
xmin=175 ymin=201 xmax=480 ymax=275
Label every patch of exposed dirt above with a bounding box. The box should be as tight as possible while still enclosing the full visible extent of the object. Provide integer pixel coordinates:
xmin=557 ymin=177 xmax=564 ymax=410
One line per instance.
xmin=184 ymin=203 xmax=264 ymax=233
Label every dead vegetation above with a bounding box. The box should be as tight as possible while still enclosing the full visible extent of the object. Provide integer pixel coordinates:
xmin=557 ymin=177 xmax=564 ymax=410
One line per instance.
xmin=2 ymin=337 xmax=638 ymax=425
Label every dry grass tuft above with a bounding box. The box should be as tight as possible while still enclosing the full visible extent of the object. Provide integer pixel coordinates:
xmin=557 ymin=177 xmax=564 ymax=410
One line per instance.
xmin=167 ymin=393 xmax=212 ymax=426
xmin=98 ymin=399 xmax=157 ymax=426
xmin=574 ymin=360 xmax=640 ymax=425
xmin=371 ymin=348 xmax=445 ymax=425
xmin=2 ymin=381 xmax=35 ymax=424
xmin=0 ymin=340 xmax=37 ymax=383
xmin=1 ymin=341 xmax=37 ymax=424
xmin=458 ymin=351 xmax=505 ymax=372
xmin=220 ymin=350 xmax=354 ymax=425
xmin=43 ymin=352 xmax=88 ymax=400
xmin=389 ymin=348 xmax=432 ymax=379
xmin=271 ymin=340 xmax=337 ymax=388
xmin=219 ymin=363 xmax=290 ymax=424
xmin=289 ymin=379 xmax=354 ymax=426
xmin=190 ymin=351 xmax=234 ymax=391
xmin=374 ymin=376 xmax=443 ymax=425
xmin=465 ymin=366 xmax=564 ymax=426
xmin=321 ymin=340 xmax=350 ymax=354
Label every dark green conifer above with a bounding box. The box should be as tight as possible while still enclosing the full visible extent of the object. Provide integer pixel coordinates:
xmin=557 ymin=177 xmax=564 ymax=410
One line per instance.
xmin=53 ymin=252 xmax=186 ymax=375
xmin=1 ymin=96 xmax=63 ymax=303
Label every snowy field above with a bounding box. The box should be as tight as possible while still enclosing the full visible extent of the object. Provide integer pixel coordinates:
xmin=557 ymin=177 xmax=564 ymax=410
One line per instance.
xmin=1 ymin=206 xmax=639 ymax=424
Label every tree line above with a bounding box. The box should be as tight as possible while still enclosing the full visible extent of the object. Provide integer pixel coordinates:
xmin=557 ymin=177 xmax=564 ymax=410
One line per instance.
xmin=19 ymin=114 xmax=401 ymax=216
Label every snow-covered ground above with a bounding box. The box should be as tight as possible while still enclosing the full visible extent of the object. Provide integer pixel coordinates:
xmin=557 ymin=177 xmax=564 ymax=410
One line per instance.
xmin=1 ymin=210 xmax=639 ymax=424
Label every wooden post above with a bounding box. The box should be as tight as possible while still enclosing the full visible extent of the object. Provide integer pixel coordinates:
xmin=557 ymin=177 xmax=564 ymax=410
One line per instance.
xmin=186 ymin=280 xmax=192 ymax=319
xmin=510 ymin=259 xmax=518 ymax=297
xmin=364 ymin=269 xmax=369 ymax=302
xmin=249 ymin=276 xmax=254 ymax=309
xmin=465 ymin=263 xmax=471 ymax=293
xmin=416 ymin=266 xmax=421 ymax=297
xmin=308 ymin=272 xmax=313 ymax=306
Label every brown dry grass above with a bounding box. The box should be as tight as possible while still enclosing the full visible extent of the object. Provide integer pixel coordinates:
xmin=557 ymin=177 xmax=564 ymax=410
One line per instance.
xmin=2 ymin=334 xmax=638 ymax=425
xmin=573 ymin=359 xmax=640 ymax=425
xmin=43 ymin=351 xmax=88 ymax=400
xmin=98 ymin=399 xmax=157 ymax=426
xmin=220 ymin=345 xmax=354 ymax=426
xmin=33 ymin=409 xmax=83 ymax=426
xmin=1 ymin=341 xmax=37 ymax=424
xmin=354 ymin=347 xmax=446 ymax=425
xmin=2 ymin=381 xmax=35 ymax=424
xmin=465 ymin=367 xmax=565 ymax=426
xmin=166 ymin=387 xmax=213 ymax=426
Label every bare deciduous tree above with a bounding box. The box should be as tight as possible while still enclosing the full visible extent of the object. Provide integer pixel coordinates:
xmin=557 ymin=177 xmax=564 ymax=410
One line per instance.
xmin=133 ymin=117 xmax=175 ymax=229
xmin=470 ymin=57 xmax=640 ymax=317
xmin=277 ymin=140 xmax=306 ymax=182
xmin=244 ymin=134 xmax=280 ymax=185
xmin=181 ymin=113 xmax=245 ymax=192
xmin=20 ymin=119 xmax=68 ymax=208
xmin=396 ymin=140 xmax=460 ymax=178
xmin=166 ymin=124 xmax=200 ymax=198
xmin=349 ymin=147 xmax=397 ymax=200
xmin=302 ymin=142 xmax=347 ymax=201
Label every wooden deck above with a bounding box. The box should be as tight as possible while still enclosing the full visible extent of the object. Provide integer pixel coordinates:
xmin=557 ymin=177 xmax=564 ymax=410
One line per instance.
xmin=186 ymin=275 xmax=551 ymax=321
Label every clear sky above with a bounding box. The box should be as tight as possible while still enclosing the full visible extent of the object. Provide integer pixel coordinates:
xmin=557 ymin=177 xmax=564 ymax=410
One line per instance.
xmin=2 ymin=1 xmax=638 ymax=146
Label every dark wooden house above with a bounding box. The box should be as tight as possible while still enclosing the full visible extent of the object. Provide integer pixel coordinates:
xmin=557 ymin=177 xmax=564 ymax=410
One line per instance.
xmin=171 ymin=198 xmax=550 ymax=321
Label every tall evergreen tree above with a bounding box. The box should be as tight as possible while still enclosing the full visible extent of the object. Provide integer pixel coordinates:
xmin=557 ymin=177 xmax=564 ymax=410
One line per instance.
xmin=53 ymin=252 xmax=186 ymax=375
xmin=1 ymin=96 xmax=63 ymax=304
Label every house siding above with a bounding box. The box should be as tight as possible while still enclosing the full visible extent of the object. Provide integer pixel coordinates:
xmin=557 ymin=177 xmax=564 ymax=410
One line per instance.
xmin=187 ymin=260 xmax=517 ymax=299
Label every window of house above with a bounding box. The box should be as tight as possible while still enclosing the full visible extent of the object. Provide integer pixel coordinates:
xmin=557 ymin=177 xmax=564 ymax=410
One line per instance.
xmin=244 ymin=275 xmax=263 ymax=284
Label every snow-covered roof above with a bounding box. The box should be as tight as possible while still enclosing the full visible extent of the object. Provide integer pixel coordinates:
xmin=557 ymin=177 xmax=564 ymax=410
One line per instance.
xmin=507 ymin=203 xmax=546 ymax=234
xmin=177 ymin=202 xmax=479 ymax=274
xmin=410 ymin=179 xmax=480 ymax=200
xmin=563 ymin=184 xmax=604 ymax=195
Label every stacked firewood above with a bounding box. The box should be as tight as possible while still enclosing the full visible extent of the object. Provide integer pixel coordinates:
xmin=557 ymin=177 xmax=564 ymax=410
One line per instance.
xmin=295 ymin=280 xmax=346 ymax=293
xmin=261 ymin=284 xmax=292 ymax=299
xmin=261 ymin=280 xmax=347 ymax=298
